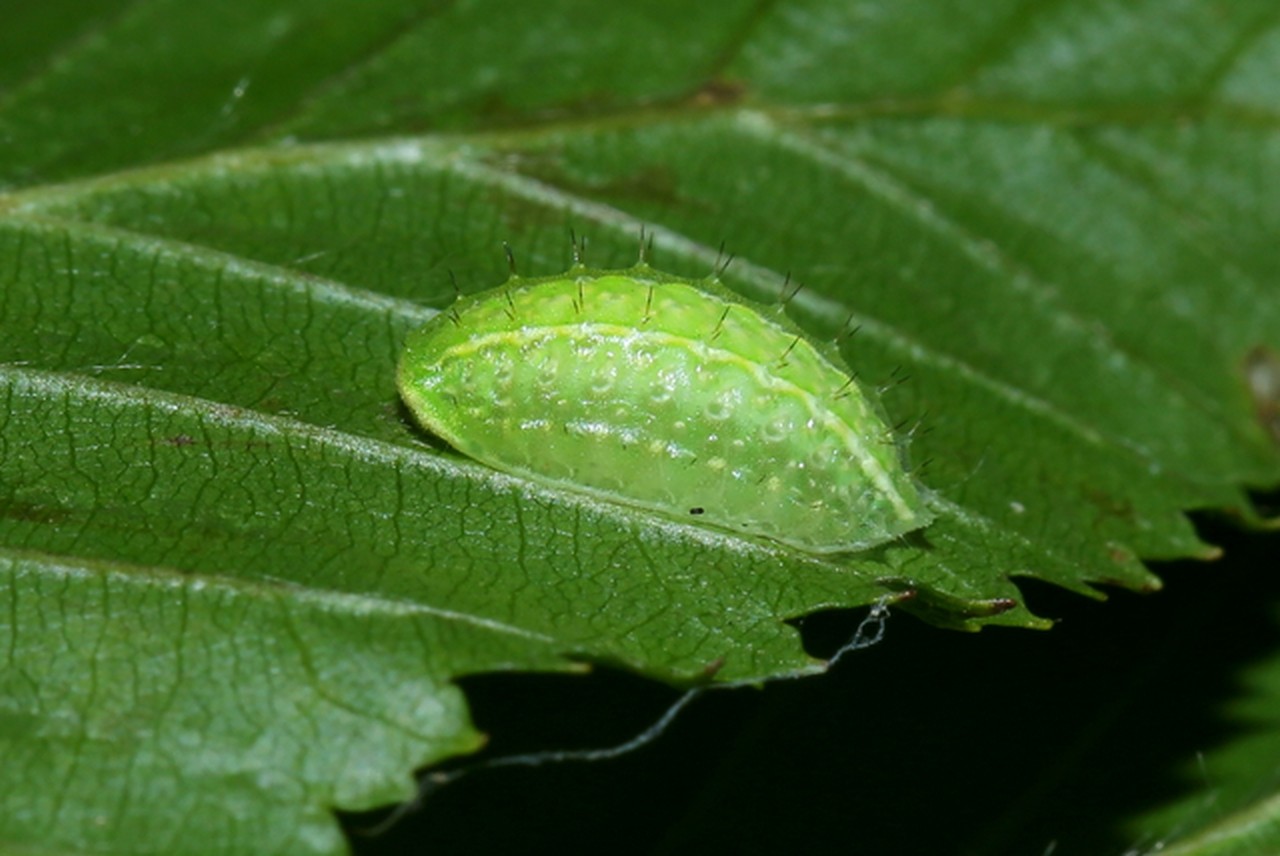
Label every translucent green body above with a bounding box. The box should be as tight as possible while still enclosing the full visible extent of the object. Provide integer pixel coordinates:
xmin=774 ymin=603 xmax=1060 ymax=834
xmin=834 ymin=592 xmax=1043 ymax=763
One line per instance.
xmin=397 ymin=265 xmax=931 ymax=553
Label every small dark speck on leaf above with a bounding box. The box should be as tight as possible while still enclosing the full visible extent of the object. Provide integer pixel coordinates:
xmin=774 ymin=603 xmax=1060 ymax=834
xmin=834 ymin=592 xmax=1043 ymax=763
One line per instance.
xmin=1244 ymin=345 xmax=1280 ymax=446
xmin=1084 ymin=486 xmax=1136 ymax=524
xmin=691 ymin=78 xmax=746 ymax=107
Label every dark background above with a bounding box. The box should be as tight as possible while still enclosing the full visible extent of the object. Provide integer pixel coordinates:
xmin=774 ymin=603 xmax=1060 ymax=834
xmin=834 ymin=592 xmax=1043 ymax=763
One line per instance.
xmin=347 ymin=510 xmax=1280 ymax=856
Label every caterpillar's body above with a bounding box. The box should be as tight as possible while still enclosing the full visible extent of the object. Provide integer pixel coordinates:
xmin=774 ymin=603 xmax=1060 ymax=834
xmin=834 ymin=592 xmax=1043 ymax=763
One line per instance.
xmin=397 ymin=264 xmax=931 ymax=553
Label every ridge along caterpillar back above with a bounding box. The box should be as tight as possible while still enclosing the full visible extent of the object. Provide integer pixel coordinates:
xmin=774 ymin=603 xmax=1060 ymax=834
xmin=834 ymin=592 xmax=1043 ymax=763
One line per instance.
xmin=397 ymin=249 xmax=932 ymax=554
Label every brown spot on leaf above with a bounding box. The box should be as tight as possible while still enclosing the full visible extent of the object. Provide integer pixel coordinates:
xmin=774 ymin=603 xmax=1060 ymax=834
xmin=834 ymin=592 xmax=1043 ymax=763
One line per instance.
xmin=699 ymin=657 xmax=726 ymax=680
xmin=0 ymin=499 xmax=70 ymax=525
xmin=1084 ymin=486 xmax=1137 ymax=525
xmin=690 ymin=78 xmax=746 ymax=107
xmin=981 ymin=598 xmax=1019 ymax=615
xmin=1107 ymin=544 xmax=1132 ymax=564
xmin=1244 ymin=345 xmax=1280 ymax=447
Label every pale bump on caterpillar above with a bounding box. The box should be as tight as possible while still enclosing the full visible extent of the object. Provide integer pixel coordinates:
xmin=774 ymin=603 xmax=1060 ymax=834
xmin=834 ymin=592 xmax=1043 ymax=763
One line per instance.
xmin=397 ymin=250 xmax=933 ymax=553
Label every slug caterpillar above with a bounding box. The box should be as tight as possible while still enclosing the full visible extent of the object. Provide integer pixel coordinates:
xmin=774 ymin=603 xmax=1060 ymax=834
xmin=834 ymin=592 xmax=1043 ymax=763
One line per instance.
xmin=397 ymin=259 xmax=931 ymax=553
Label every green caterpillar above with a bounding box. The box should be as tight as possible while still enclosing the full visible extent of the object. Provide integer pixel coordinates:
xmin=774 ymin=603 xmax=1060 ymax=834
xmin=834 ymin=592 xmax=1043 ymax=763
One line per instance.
xmin=397 ymin=261 xmax=931 ymax=553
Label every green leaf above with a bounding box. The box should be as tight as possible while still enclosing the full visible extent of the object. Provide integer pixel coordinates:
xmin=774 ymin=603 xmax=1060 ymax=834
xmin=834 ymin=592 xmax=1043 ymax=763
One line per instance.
xmin=1120 ymin=606 xmax=1280 ymax=856
xmin=1 ymin=1 xmax=1278 ymax=853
